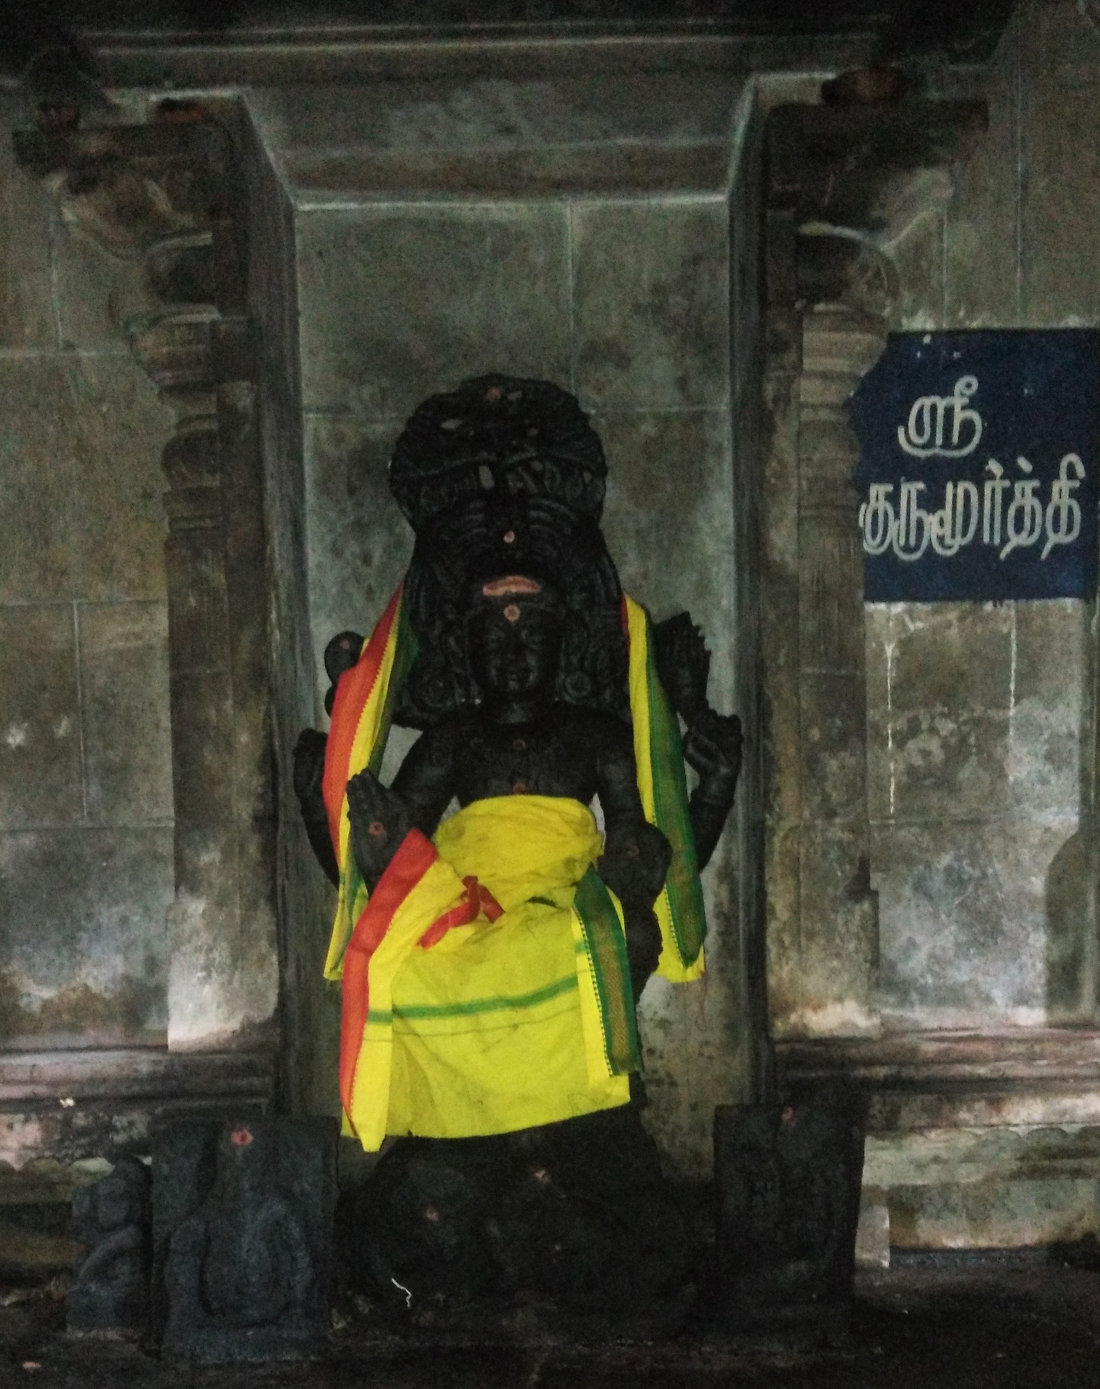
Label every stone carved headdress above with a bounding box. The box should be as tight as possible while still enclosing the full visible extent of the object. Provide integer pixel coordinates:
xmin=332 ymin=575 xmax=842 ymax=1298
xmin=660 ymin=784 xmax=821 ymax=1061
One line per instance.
xmin=387 ymin=375 xmax=629 ymax=727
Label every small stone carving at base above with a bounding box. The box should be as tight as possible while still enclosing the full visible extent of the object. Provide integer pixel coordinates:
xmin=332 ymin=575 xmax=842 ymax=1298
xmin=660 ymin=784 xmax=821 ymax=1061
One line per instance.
xmin=714 ymin=1084 xmax=865 ymax=1343
xmin=153 ymin=1116 xmax=337 ymax=1361
xmin=67 ymin=1155 xmax=151 ymax=1336
xmin=340 ymin=1106 xmax=693 ymax=1322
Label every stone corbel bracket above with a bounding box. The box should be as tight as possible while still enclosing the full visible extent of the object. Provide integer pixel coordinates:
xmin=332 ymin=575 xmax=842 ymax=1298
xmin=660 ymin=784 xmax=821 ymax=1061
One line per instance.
xmin=758 ymin=99 xmax=987 ymax=1045
xmin=14 ymin=116 xmax=278 ymax=1071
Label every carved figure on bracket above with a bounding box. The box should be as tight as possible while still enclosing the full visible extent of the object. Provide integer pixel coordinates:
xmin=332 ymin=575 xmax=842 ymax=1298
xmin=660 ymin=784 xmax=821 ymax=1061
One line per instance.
xmin=67 ymin=1155 xmax=151 ymax=1336
xmin=294 ymin=376 xmax=740 ymax=1304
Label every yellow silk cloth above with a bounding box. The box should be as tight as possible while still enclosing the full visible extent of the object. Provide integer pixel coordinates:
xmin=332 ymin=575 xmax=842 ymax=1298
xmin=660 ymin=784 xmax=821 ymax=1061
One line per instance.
xmin=623 ymin=595 xmax=706 ymax=982
xmin=342 ymin=795 xmax=632 ymax=1151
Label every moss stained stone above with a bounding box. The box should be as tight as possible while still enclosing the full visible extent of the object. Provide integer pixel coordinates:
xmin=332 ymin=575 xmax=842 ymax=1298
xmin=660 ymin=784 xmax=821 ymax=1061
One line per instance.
xmin=296 ymin=203 xmax=572 ymax=418
xmin=303 ymin=413 xmax=413 ymax=696
xmin=0 ymin=605 xmax=82 ymax=830
xmin=0 ymin=827 xmax=171 ymax=1048
xmin=872 ymin=815 xmax=1076 ymax=1027
xmin=0 ymin=91 xmax=54 ymax=350
xmin=0 ymin=357 xmax=172 ymax=606
xmin=79 ymin=602 xmax=173 ymax=825
xmin=572 ymin=199 xmax=729 ymax=411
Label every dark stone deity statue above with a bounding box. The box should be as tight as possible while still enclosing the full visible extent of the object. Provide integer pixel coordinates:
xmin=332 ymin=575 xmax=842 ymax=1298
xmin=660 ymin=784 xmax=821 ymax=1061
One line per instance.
xmin=714 ymin=1084 xmax=866 ymax=1341
xmin=67 ymin=1155 xmax=151 ymax=1335
xmin=294 ymin=375 xmax=741 ymax=1311
xmin=153 ymin=1117 xmax=337 ymax=1361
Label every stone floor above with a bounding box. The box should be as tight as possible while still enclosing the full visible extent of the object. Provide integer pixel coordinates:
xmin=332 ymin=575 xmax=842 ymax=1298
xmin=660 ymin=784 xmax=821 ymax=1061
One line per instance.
xmin=2 ymin=1253 xmax=1099 ymax=1388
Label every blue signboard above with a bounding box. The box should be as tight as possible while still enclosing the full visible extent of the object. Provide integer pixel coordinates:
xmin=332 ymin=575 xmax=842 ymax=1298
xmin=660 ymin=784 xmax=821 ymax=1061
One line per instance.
xmin=849 ymin=330 xmax=1100 ymax=601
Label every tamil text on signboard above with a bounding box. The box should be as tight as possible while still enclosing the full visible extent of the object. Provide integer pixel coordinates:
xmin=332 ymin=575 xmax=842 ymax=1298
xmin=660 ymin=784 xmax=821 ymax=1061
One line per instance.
xmin=848 ymin=331 xmax=1100 ymax=602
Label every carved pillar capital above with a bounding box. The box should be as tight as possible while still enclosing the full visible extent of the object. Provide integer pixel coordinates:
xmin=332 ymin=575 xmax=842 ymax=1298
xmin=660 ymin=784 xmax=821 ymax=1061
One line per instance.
xmin=160 ymin=417 xmax=222 ymax=529
xmin=129 ymin=312 xmax=218 ymax=413
xmin=13 ymin=116 xmax=246 ymax=405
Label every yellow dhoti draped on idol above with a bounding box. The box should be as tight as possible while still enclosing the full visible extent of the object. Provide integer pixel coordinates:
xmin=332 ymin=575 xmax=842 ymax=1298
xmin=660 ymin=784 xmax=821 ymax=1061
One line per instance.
xmin=333 ymin=795 xmax=636 ymax=1151
xmin=322 ymin=587 xmax=707 ymax=1152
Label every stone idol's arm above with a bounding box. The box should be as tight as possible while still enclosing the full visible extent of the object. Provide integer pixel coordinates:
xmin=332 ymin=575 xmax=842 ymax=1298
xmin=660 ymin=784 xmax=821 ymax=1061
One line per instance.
xmin=683 ymin=709 xmax=742 ymax=870
xmin=295 ymin=698 xmax=460 ymax=891
xmin=652 ymin=610 xmax=742 ymax=869
xmin=348 ymin=721 xmax=459 ymax=889
xmin=293 ymin=729 xmax=338 ymax=886
xmin=594 ymin=717 xmax=671 ymax=909
xmin=292 ymin=732 xmax=448 ymax=891
xmin=345 ymin=769 xmax=416 ymax=892
xmin=292 ymin=630 xmax=368 ymax=887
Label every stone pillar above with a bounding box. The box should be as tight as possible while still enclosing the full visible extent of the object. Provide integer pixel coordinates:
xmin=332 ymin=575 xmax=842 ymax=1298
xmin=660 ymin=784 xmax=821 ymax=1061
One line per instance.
xmin=760 ymin=296 xmax=883 ymax=1038
xmin=132 ymin=295 xmax=277 ymax=1054
xmin=794 ymin=305 xmax=884 ymax=1033
xmin=759 ymin=101 xmax=986 ymax=1046
xmin=158 ymin=394 xmax=276 ymax=1051
xmin=13 ymin=115 xmax=277 ymax=1083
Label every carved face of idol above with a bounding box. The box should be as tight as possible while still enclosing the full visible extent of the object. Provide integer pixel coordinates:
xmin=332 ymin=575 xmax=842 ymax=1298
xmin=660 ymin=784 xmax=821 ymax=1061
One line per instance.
xmin=467 ymin=577 xmax=563 ymax=713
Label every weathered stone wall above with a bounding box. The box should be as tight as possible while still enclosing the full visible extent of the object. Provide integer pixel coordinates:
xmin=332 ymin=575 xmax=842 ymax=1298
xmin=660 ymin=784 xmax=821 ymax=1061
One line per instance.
xmin=725 ymin=92 xmax=771 ymax=1103
xmin=754 ymin=1 xmax=1100 ymax=1254
xmin=5 ymin=5 xmax=1097 ymax=1221
xmin=0 ymin=90 xmax=176 ymax=1052
xmin=867 ymin=0 xmax=1100 ymax=1032
xmin=239 ymin=110 xmax=339 ymax=1117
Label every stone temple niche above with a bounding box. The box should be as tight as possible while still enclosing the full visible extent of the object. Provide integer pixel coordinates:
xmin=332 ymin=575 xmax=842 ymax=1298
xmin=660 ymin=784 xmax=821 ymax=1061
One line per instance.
xmin=5 ymin=1 xmax=1099 ymax=1276
xmin=269 ymin=74 xmax=759 ymax=1180
xmin=3 ymin=45 xmax=764 ymax=1184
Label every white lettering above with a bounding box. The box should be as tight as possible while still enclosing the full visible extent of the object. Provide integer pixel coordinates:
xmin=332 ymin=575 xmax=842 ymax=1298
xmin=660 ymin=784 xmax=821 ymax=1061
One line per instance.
xmin=860 ymin=483 xmax=896 ymax=556
xmin=861 ymin=452 xmax=1089 ymax=568
xmin=894 ymin=480 xmax=931 ymax=561
xmin=897 ymin=375 xmax=983 ymax=459
xmin=930 ymin=479 xmax=979 ymax=556
xmin=1041 ymin=452 xmax=1084 ymax=560
xmin=999 ymin=457 xmax=1044 ymax=560
xmin=982 ymin=459 xmax=1009 ymax=546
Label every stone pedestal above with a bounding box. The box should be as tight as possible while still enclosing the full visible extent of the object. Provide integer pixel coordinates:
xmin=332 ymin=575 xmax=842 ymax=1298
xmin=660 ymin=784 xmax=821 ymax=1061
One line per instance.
xmin=715 ymin=1087 xmax=865 ymax=1340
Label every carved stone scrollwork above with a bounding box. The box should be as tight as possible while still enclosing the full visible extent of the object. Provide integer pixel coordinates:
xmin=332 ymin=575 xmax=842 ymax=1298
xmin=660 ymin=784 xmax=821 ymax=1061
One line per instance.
xmin=128 ymin=312 xmax=219 ymax=411
xmin=14 ymin=120 xmax=241 ymax=261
